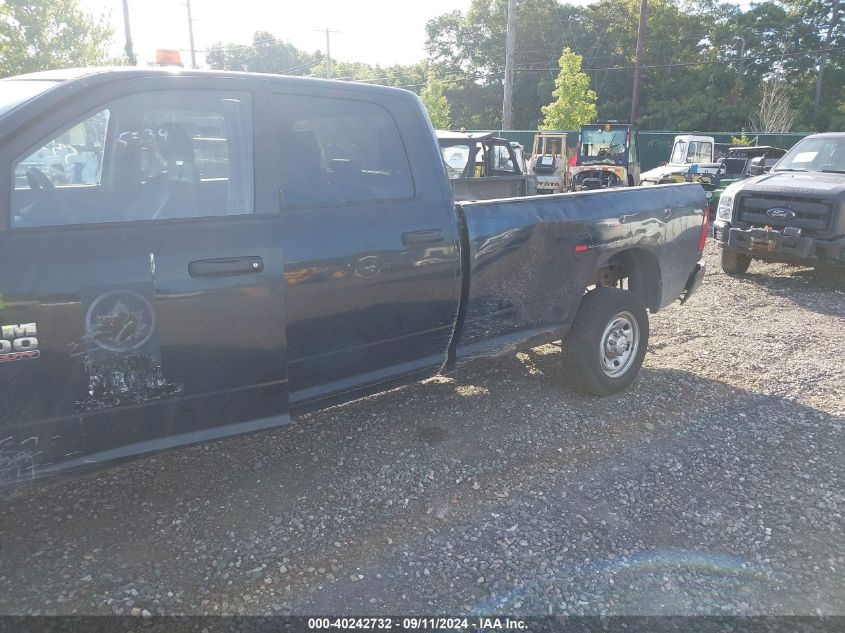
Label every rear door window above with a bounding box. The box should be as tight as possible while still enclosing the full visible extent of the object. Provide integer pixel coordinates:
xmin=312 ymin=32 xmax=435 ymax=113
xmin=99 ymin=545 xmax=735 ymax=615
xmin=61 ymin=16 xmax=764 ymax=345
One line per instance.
xmin=275 ymin=95 xmax=414 ymax=207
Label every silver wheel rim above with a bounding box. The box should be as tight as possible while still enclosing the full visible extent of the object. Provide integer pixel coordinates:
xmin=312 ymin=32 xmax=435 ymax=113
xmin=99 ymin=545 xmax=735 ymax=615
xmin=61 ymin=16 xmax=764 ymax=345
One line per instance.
xmin=599 ymin=311 xmax=639 ymax=378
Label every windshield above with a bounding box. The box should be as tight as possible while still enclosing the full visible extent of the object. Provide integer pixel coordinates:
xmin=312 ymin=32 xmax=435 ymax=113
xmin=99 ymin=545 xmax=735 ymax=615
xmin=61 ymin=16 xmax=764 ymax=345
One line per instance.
xmin=579 ymin=127 xmax=628 ymax=164
xmin=535 ymin=136 xmax=564 ymax=157
xmin=670 ymin=141 xmax=687 ymax=164
xmin=774 ymin=137 xmax=845 ymax=173
xmin=0 ymin=79 xmax=59 ymax=117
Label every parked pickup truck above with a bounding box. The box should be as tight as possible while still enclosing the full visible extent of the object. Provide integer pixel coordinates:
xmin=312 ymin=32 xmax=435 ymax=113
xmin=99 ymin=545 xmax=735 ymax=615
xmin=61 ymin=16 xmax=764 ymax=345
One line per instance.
xmin=705 ymin=145 xmax=787 ymax=218
xmin=713 ymin=133 xmax=845 ymax=275
xmin=0 ymin=68 xmax=707 ymax=484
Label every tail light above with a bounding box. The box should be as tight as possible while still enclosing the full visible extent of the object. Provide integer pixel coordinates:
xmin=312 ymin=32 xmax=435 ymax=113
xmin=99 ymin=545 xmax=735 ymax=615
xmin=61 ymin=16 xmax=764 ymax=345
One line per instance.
xmin=698 ymin=208 xmax=710 ymax=252
xmin=573 ymin=235 xmax=591 ymax=259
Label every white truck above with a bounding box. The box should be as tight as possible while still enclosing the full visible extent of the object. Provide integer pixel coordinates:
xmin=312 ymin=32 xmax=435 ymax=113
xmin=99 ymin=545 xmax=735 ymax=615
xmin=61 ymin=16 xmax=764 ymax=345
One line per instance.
xmin=640 ymin=134 xmax=722 ymax=185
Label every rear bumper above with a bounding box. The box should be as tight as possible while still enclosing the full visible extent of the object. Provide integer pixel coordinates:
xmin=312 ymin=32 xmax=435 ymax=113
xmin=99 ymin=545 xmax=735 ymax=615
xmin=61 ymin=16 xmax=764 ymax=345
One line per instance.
xmin=680 ymin=259 xmax=706 ymax=304
xmin=713 ymin=222 xmax=845 ymax=265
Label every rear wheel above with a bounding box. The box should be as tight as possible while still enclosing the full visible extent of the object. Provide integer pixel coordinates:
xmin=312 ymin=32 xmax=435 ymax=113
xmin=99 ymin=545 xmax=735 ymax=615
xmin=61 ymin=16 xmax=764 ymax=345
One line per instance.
xmin=562 ymin=288 xmax=649 ymax=395
xmin=721 ymin=249 xmax=752 ymax=276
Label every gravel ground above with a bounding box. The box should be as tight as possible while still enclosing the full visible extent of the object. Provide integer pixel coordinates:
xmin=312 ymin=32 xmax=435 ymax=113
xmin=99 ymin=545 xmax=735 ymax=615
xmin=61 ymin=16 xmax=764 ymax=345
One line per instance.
xmin=0 ymin=242 xmax=843 ymax=617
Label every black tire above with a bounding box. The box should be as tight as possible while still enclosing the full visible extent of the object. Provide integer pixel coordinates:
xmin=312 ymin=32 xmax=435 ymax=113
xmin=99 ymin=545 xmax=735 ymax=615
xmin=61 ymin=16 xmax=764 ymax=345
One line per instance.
xmin=562 ymin=288 xmax=649 ymax=395
xmin=721 ymin=249 xmax=752 ymax=276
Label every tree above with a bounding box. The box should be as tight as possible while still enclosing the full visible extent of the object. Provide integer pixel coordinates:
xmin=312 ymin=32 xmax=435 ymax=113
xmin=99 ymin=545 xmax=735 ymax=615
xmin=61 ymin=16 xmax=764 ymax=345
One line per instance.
xmin=730 ymin=129 xmax=753 ymax=145
xmin=0 ymin=0 xmax=112 ymax=78
xmin=206 ymin=31 xmax=321 ymax=75
xmin=541 ymin=48 xmax=597 ymax=130
xmin=750 ymin=78 xmax=796 ymax=133
xmin=421 ymin=0 xmax=843 ymax=131
xmin=310 ymin=59 xmax=428 ymax=87
xmin=420 ymin=75 xmax=451 ymax=128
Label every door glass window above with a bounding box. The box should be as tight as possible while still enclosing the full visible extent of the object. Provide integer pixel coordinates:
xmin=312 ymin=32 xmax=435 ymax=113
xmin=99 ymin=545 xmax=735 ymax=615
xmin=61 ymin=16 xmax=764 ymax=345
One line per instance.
xmin=11 ymin=90 xmax=253 ymax=227
xmin=14 ymin=110 xmax=110 ymax=190
xmin=491 ymin=145 xmax=515 ymax=173
xmin=670 ymin=141 xmax=687 ymax=164
xmin=277 ymin=96 xmax=414 ymax=207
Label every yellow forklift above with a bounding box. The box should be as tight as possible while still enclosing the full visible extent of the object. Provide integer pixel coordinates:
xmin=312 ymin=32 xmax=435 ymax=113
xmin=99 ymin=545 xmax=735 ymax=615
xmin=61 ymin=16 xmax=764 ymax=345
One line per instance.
xmin=528 ymin=132 xmax=569 ymax=194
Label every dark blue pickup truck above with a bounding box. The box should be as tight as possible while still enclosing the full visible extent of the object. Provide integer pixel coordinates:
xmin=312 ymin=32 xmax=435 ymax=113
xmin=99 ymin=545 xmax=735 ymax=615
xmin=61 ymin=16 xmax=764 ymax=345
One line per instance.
xmin=0 ymin=68 xmax=707 ymax=484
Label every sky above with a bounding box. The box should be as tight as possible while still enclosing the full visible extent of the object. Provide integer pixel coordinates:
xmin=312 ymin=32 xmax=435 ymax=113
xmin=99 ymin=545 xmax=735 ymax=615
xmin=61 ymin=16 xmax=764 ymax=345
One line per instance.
xmin=83 ymin=0 xmax=753 ymax=68
xmin=81 ymin=0 xmax=599 ymax=67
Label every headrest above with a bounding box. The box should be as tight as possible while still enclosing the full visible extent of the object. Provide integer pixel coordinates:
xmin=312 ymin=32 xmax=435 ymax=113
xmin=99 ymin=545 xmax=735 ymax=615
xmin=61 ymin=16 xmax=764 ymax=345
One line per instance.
xmin=156 ymin=123 xmax=194 ymax=163
xmin=289 ymin=129 xmax=323 ymax=173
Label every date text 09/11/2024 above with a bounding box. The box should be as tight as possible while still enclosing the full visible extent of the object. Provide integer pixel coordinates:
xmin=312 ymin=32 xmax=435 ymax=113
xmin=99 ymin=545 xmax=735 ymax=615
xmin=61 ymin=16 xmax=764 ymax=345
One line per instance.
xmin=307 ymin=617 xmax=528 ymax=630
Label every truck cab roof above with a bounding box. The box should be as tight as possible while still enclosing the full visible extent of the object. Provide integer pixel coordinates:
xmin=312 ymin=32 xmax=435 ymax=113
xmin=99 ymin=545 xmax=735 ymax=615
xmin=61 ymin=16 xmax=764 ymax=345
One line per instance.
xmin=0 ymin=67 xmax=418 ymax=128
xmin=673 ymin=134 xmax=716 ymax=144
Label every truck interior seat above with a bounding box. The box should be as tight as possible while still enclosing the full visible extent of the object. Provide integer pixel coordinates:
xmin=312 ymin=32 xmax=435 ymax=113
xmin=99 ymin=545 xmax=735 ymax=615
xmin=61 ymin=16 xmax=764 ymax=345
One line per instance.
xmin=126 ymin=123 xmax=201 ymax=220
xmin=281 ymin=128 xmax=334 ymax=205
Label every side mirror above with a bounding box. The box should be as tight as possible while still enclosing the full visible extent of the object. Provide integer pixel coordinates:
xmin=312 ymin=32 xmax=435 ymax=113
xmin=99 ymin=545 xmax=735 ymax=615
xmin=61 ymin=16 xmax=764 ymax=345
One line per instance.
xmin=745 ymin=156 xmax=765 ymax=176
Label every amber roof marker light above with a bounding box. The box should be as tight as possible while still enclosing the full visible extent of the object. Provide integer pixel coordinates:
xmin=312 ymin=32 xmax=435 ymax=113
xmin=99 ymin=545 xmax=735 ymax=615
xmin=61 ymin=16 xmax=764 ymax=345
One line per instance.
xmin=155 ymin=49 xmax=184 ymax=67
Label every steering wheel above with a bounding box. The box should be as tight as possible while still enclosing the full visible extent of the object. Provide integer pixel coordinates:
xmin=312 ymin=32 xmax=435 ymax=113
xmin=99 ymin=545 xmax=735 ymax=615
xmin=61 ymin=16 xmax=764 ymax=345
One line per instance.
xmin=26 ymin=167 xmax=55 ymax=193
xmin=15 ymin=166 xmax=74 ymax=226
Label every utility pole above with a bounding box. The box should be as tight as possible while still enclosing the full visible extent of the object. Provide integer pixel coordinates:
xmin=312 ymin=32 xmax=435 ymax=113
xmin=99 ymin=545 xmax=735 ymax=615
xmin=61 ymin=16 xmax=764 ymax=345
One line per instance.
xmin=629 ymin=0 xmax=648 ymax=126
xmin=122 ymin=0 xmax=136 ymax=66
xmin=733 ymin=35 xmax=746 ymax=102
xmin=186 ymin=0 xmax=197 ymax=69
xmin=502 ymin=0 xmax=517 ymax=130
xmin=316 ymin=28 xmax=340 ymax=79
xmin=814 ymin=0 xmax=840 ymax=128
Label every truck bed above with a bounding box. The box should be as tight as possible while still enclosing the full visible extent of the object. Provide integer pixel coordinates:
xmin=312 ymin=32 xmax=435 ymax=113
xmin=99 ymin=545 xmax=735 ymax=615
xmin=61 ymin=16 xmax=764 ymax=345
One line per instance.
xmin=452 ymin=183 xmax=707 ymax=361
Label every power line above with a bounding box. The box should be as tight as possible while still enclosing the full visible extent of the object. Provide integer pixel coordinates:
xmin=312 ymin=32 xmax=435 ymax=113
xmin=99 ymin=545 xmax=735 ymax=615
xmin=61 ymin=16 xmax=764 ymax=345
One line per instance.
xmin=315 ymin=28 xmax=340 ymax=79
xmin=515 ymin=22 xmax=810 ymax=55
xmin=337 ymin=38 xmax=845 ymax=90
xmin=585 ymin=13 xmax=617 ymax=71
xmin=276 ymin=57 xmax=326 ymax=74
xmin=202 ymin=37 xmax=323 ymax=55
xmin=353 ymin=44 xmax=845 ymax=91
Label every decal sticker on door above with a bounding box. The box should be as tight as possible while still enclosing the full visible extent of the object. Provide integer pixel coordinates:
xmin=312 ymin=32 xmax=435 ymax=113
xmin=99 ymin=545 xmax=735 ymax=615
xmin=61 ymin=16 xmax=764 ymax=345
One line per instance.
xmin=0 ymin=323 xmax=40 ymax=363
xmin=76 ymin=283 xmax=182 ymax=412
